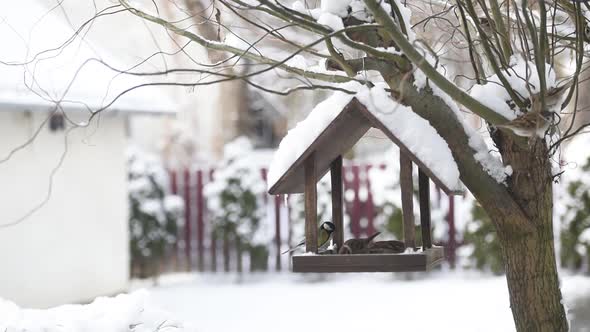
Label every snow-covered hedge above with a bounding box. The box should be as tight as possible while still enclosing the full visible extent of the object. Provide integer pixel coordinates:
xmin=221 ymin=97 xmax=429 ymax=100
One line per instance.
xmin=460 ymin=197 xmax=505 ymax=275
xmin=287 ymin=174 xmax=338 ymax=248
xmin=558 ymin=136 xmax=590 ymax=273
xmin=368 ymin=147 xmax=449 ymax=244
xmin=204 ymin=137 xmax=273 ymax=270
xmin=128 ymin=147 xmax=184 ymax=278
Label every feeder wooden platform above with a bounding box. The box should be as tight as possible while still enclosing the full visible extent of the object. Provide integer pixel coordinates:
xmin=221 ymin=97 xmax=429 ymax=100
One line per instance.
xmin=292 ymin=247 xmax=444 ymax=273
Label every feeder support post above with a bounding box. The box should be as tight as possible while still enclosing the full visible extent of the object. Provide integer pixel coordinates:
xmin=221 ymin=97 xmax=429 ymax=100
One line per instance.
xmin=304 ymin=152 xmax=318 ymax=253
xmin=330 ymin=155 xmax=344 ymax=251
xmin=419 ymin=169 xmax=432 ymax=249
xmin=400 ymin=152 xmax=416 ymax=250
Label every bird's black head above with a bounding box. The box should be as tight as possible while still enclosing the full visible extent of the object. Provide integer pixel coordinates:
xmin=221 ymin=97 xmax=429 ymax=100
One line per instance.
xmin=321 ymin=221 xmax=336 ymax=233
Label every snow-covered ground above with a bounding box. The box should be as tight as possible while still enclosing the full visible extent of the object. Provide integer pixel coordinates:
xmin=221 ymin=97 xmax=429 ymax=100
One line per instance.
xmin=0 ymin=289 xmax=196 ymax=331
xmin=139 ymin=272 xmax=590 ymax=332
xmin=2 ymin=272 xmax=590 ymax=332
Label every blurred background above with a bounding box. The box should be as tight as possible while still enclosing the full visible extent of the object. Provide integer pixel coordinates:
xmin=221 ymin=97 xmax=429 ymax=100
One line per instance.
xmin=1 ymin=0 xmax=590 ymax=331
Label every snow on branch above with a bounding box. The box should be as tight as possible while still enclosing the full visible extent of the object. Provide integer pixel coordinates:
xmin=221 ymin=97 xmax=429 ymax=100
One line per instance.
xmin=363 ymin=0 xmax=510 ymax=125
xmin=416 ymin=68 xmax=514 ymax=184
xmin=469 ymin=56 xmax=558 ymax=121
xmin=119 ymin=0 xmax=362 ymax=85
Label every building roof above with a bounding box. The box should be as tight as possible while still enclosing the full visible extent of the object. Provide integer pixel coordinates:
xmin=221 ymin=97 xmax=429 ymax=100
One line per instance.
xmin=0 ymin=0 xmax=177 ymax=115
xmin=267 ymin=87 xmax=464 ymax=196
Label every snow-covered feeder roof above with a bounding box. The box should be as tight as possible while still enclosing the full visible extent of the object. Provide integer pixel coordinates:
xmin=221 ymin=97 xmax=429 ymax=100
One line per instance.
xmin=267 ymin=89 xmax=463 ymax=196
xmin=0 ymin=0 xmax=177 ymax=115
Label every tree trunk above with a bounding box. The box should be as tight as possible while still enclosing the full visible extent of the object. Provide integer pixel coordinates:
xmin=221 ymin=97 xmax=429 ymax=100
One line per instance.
xmin=181 ymin=0 xmax=248 ymax=158
xmin=223 ymin=232 xmax=230 ymax=272
xmin=494 ymin=133 xmax=568 ymax=331
xmin=385 ymin=73 xmax=568 ymax=330
xmin=384 ymin=74 xmax=568 ymax=331
xmin=236 ymin=237 xmax=243 ymax=273
xmin=501 ymin=226 xmax=567 ymax=331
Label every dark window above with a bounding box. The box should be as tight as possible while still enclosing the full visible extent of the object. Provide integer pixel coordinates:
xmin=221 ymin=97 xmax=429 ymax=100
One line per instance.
xmin=49 ymin=113 xmax=65 ymax=132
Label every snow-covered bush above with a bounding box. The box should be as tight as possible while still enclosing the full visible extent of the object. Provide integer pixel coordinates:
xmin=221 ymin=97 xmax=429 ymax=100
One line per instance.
xmin=369 ymin=162 xmax=406 ymax=240
xmin=558 ymin=145 xmax=590 ymax=273
xmin=461 ymin=199 xmax=505 ymax=275
xmin=368 ymin=147 xmax=448 ymax=246
xmin=287 ymin=174 xmax=334 ymax=247
xmin=204 ymin=137 xmax=272 ymax=271
xmin=368 ymin=154 xmax=414 ymax=241
xmin=128 ymin=147 xmax=184 ymax=278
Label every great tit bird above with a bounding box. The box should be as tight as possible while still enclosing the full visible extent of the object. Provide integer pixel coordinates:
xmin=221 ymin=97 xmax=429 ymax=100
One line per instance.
xmin=338 ymin=231 xmax=381 ymax=254
xmin=368 ymin=240 xmax=406 ymax=254
xmin=282 ymin=221 xmax=336 ymax=254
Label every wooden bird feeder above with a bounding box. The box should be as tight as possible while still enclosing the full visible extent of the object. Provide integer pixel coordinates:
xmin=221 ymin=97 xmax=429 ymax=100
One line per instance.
xmin=268 ymin=98 xmax=463 ymax=273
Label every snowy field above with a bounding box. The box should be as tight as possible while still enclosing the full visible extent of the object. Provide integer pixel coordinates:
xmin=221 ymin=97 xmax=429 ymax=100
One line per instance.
xmin=140 ymin=272 xmax=590 ymax=332
xmin=2 ymin=272 xmax=590 ymax=332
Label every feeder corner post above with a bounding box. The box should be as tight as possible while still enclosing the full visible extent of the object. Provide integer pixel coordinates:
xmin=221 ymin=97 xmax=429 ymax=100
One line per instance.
xmin=399 ymin=152 xmax=416 ymax=250
xmin=304 ymin=152 xmax=318 ymax=253
xmin=419 ymin=168 xmax=432 ymax=249
xmin=330 ymin=155 xmax=344 ymax=251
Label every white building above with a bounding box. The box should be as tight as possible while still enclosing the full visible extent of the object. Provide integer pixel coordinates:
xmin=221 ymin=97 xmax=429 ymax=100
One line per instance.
xmin=31 ymin=0 xmax=319 ymax=164
xmin=0 ymin=0 xmax=175 ymax=308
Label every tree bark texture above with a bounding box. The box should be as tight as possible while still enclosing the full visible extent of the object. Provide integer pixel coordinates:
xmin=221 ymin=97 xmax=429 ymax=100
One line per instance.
xmin=495 ymin=133 xmax=568 ymax=332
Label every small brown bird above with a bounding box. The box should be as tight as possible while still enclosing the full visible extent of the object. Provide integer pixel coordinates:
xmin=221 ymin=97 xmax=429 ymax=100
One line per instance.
xmin=496 ymin=111 xmax=551 ymax=137
xmin=497 ymin=85 xmax=568 ymax=137
xmin=338 ymin=232 xmax=381 ymax=254
xmin=368 ymin=240 xmax=406 ymax=254
xmin=478 ymin=17 xmax=497 ymax=37
xmin=533 ymin=84 xmax=570 ymax=111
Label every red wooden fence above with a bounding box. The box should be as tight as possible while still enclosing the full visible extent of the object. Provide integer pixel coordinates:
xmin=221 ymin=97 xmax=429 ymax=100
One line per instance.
xmin=168 ymin=164 xmax=459 ymax=272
